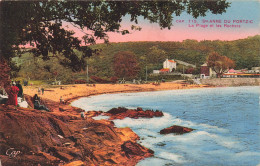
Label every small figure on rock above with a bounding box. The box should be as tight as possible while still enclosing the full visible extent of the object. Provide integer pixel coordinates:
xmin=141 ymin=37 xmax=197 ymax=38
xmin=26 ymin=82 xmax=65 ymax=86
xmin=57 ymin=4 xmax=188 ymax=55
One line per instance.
xmin=81 ymin=112 xmax=86 ymax=119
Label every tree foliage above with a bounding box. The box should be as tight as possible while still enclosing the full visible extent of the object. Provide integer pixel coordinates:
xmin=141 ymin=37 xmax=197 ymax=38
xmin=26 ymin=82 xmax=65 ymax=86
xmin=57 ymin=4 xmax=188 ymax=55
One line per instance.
xmin=147 ymin=46 xmax=167 ymax=64
xmin=207 ymin=52 xmax=235 ymax=77
xmin=0 ymin=0 xmax=230 ymax=73
xmin=113 ymin=51 xmax=140 ymax=79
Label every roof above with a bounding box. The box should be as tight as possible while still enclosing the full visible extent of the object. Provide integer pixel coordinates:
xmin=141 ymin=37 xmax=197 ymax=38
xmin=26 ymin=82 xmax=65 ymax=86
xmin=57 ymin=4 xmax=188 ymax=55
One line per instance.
xmin=168 ymin=60 xmax=176 ymax=63
xmin=228 ymin=69 xmax=236 ymax=73
xmin=160 ymin=68 xmax=170 ymax=72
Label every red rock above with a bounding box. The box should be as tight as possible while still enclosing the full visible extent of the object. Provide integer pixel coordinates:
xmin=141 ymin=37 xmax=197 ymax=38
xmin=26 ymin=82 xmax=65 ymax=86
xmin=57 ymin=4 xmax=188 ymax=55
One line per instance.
xmin=160 ymin=125 xmax=194 ymax=135
xmin=39 ymin=151 xmax=59 ymax=162
xmin=0 ymin=105 xmax=153 ymax=165
xmin=104 ymin=107 xmax=164 ymax=120
xmin=121 ymin=141 xmax=154 ymax=158
xmin=55 ymin=151 xmax=74 ymax=162
xmin=85 ymin=110 xmax=103 ymax=118
xmin=64 ymin=160 xmax=85 ymax=166
xmin=107 ymin=107 xmax=128 ymax=114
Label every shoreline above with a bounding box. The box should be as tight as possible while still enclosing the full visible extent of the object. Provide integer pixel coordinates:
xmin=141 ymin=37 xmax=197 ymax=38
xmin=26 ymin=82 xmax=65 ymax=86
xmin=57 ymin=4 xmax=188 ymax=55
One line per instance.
xmin=23 ymin=82 xmax=212 ymax=107
xmin=16 ymin=82 xmax=210 ymax=165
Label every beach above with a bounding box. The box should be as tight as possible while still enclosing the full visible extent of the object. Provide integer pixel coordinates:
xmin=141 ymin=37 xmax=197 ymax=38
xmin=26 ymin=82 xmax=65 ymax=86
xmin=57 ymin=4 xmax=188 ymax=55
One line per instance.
xmin=23 ymin=82 xmax=209 ymax=105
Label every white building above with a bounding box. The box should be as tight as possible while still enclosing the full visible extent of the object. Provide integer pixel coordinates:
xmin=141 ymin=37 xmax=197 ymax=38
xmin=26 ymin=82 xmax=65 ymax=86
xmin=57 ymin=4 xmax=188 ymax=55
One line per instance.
xmin=163 ymin=59 xmax=177 ymax=72
xmin=153 ymin=70 xmax=160 ymax=74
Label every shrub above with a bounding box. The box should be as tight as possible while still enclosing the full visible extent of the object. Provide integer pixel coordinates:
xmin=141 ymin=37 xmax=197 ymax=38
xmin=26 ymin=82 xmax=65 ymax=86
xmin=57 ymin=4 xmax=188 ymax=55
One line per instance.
xmin=74 ymin=80 xmax=87 ymax=84
xmin=110 ymin=76 xmax=118 ymax=83
xmin=90 ymin=76 xmax=110 ymax=83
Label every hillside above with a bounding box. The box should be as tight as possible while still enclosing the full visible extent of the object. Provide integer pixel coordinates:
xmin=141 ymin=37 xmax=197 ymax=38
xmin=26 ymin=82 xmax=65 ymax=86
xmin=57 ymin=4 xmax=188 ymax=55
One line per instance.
xmin=14 ymin=35 xmax=260 ymax=83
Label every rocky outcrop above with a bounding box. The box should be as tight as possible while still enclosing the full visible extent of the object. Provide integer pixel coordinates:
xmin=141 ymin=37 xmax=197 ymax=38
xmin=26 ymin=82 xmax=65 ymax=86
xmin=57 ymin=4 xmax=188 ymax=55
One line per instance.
xmin=104 ymin=107 xmax=163 ymax=120
xmin=160 ymin=125 xmax=194 ymax=135
xmin=121 ymin=141 xmax=154 ymax=158
xmin=24 ymin=94 xmax=84 ymax=116
xmin=85 ymin=110 xmax=103 ymax=118
xmin=0 ymin=105 xmax=153 ymax=166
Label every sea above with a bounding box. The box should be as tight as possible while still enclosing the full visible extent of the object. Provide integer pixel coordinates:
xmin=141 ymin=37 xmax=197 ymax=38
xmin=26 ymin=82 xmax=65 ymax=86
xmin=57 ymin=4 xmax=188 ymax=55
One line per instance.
xmin=71 ymin=86 xmax=260 ymax=166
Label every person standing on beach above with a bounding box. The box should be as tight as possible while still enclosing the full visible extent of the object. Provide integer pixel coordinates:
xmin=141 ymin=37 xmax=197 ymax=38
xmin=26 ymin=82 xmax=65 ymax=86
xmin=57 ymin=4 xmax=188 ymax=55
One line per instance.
xmin=16 ymin=81 xmax=23 ymax=98
xmin=41 ymin=88 xmax=45 ymax=95
xmin=38 ymin=88 xmax=41 ymax=95
xmin=60 ymin=96 xmax=65 ymax=104
xmin=6 ymin=82 xmax=19 ymax=106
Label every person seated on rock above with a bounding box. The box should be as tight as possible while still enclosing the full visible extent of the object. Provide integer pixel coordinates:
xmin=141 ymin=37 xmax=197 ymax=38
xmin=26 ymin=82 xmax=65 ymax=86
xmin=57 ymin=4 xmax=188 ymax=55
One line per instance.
xmin=33 ymin=94 xmax=50 ymax=112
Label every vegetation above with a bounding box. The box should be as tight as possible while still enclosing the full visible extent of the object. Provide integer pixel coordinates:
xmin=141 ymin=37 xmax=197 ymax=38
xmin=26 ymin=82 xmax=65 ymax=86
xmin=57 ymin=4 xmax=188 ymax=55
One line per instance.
xmin=2 ymin=1 xmax=258 ymax=84
xmin=12 ymin=35 xmax=260 ymax=83
xmin=1 ymin=0 xmax=230 ymax=87
xmin=207 ymin=52 xmax=235 ymax=78
xmin=113 ymin=51 xmax=140 ymax=79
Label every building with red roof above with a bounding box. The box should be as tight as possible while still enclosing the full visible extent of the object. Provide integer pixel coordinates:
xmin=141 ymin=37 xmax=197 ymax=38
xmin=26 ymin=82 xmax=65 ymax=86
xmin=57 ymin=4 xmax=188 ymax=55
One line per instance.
xmin=163 ymin=59 xmax=176 ymax=72
xmin=159 ymin=68 xmax=170 ymax=73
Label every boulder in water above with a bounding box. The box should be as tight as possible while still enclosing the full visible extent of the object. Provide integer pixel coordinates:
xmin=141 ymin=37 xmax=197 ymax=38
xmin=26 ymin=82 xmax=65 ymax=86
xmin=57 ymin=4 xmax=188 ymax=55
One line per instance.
xmin=160 ymin=125 xmax=194 ymax=135
xmin=104 ymin=107 xmax=163 ymax=120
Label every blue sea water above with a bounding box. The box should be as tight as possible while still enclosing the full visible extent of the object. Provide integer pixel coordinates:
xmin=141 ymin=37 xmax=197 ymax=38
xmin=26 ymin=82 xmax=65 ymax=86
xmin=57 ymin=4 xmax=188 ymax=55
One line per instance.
xmin=71 ymin=86 xmax=260 ymax=166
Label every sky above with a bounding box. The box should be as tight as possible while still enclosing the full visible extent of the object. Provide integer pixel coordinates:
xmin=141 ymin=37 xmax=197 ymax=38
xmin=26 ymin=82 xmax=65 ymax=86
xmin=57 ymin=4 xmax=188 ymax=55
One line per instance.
xmin=70 ymin=0 xmax=260 ymax=43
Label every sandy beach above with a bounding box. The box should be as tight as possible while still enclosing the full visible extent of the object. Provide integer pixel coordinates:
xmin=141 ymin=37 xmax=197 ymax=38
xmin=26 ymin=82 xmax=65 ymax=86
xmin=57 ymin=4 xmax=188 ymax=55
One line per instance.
xmin=23 ymin=82 xmax=210 ymax=104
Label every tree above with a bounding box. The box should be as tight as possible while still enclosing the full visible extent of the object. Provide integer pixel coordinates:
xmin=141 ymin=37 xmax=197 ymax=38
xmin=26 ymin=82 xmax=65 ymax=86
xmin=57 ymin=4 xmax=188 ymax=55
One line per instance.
xmin=207 ymin=52 xmax=235 ymax=78
xmin=113 ymin=51 xmax=140 ymax=79
xmin=147 ymin=46 xmax=167 ymax=64
xmin=0 ymin=58 xmax=11 ymax=90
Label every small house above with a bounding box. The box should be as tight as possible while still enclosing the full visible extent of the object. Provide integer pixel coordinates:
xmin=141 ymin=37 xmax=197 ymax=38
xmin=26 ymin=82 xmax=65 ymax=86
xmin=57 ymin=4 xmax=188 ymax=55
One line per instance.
xmin=223 ymin=69 xmax=238 ymax=78
xmin=163 ymin=59 xmax=176 ymax=72
xmin=200 ymin=63 xmax=216 ymax=79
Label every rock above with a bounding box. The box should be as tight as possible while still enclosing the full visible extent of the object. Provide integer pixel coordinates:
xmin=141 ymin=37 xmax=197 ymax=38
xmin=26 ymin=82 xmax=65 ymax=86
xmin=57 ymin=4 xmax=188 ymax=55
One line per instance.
xmin=59 ymin=107 xmax=66 ymax=112
xmin=121 ymin=141 xmax=154 ymax=158
xmin=107 ymin=107 xmax=128 ymax=114
xmin=160 ymin=125 xmax=194 ymax=135
xmin=156 ymin=142 xmax=166 ymax=147
xmin=104 ymin=107 xmax=164 ymax=120
xmin=0 ymin=105 xmax=153 ymax=165
xmin=39 ymin=151 xmax=59 ymax=162
xmin=58 ymin=135 xmax=64 ymax=139
xmin=85 ymin=110 xmax=103 ymax=118
xmin=64 ymin=160 xmax=85 ymax=166
xmin=63 ymin=142 xmax=71 ymax=146
xmin=55 ymin=151 xmax=74 ymax=162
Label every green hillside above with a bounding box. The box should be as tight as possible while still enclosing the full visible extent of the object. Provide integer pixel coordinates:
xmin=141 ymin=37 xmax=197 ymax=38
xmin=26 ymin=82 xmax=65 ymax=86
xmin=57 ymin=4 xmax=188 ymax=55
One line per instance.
xmin=14 ymin=35 xmax=260 ymax=83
